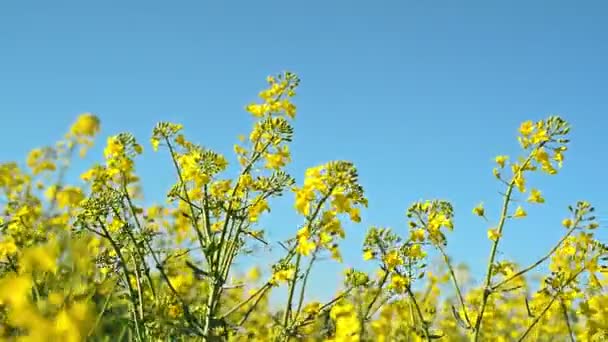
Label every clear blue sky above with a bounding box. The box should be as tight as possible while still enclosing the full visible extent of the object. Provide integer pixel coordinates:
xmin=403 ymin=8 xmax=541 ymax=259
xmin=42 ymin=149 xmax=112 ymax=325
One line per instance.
xmin=1 ymin=1 xmax=607 ymax=302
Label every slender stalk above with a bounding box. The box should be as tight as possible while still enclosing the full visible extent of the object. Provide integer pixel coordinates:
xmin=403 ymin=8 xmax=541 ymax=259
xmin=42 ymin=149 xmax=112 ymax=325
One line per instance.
xmin=473 ymin=150 xmax=537 ymax=341
xmin=131 ymin=253 xmax=145 ymax=326
xmin=295 ymin=251 xmax=318 ymax=318
xmin=113 ymin=194 xmax=156 ymax=299
xmin=88 ymin=279 xmax=120 ymax=337
xmin=291 ymin=288 xmax=353 ymax=330
xmin=517 ymin=268 xmax=585 ymax=341
xmin=97 ymin=219 xmax=144 ymax=342
xmin=165 ymin=139 xmax=209 ymax=252
xmin=359 ymin=271 xmax=389 ymax=338
xmin=362 ymin=271 xmax=389 ymax=321
xmin=121 ymin=188 xmax=204 ymax=335
xmin=405 ymin=285 xmax=430 ymax=342
xmin=282 ymin=188 xmax=334 ymax=331
xmin=220 ymin=283 xmax=271 ymax=319
xmin=237 ymin=286 xmax=271 ymax=326
xmin=491 ymin=221 xmax=579 ymax=291
xmin=560 ymin=299 xmax=575 ymax=342
xmin=202 ymin=141 xmax=271 ymax=340
xmin=472 ymin=181 xmax=514 ymax=340
xmin=437 ymin=244 xmax=472 ymax=328
xmin=283 ymin=253 xmax=302 ymax=327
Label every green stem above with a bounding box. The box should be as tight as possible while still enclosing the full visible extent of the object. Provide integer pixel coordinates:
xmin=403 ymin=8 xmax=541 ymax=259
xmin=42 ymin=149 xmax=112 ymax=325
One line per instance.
xmin=473 ymin=150 xmax=537 ymax=341
xmin=437 ymin=244 xmax=472 ymax=328
xmin=295 ymin=250 xmax=318 ymax=318
xmin=491 ymin=221 xmax=579 ymax=291
xmin=405 ymin=285 xmax=430 ymax=342
xmin=220 ymin=282 xmax=271 ymax=319
xmin=516 ymin=268 xmax=584 ymax=341
xmin=283 ymin=252 xmax=302 ymax=327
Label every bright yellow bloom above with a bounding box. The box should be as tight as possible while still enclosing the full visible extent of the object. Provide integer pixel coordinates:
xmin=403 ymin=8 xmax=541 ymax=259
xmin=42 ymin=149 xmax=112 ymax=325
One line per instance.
xmin=150 ymin=137 xmax=160 ymax=151
xmin=473 ymin=203 xmax=485 ymax=217
xmin=296 ymin=227 xmax=316 ymax=256
xmin=527 ymin=189 xmax=545 ymax=204
xmin=20 ymin=245 xmax=59 ymax=274
xmin=247 ymin=267 xmax=261 ymax=282
xmin=410 ymin=229 xmax=425 ymax=242
xmin=533 ymin=148 xmax=549 ymax=164
xmin=246 ymin=103 xmax=266 ymax=117
xmin=487 ymin=228 xmax=501 ymax=242
xmin=519 ymin=120 xmax=534 ymax=136
xmin=407 ymin=244 xmax=425 ymax=259
xmin=272 ymin=267 xmax=295 ymax=284
xmin=383 ymin=251 xmax=402 ymax=271
xmin=531 ymin=128 xmax=549 ymax=144
xmin=390 ymin=274 xmax=410 ymax=293
xmin=513 ymin=174 xmax=526 ymax=194
xmin=104 ymin=136 xmax=124 ymax=159
xmin=495 ymin=155 xmax=508 ymax=168
xmin=513 ymin=206 xmax=527 ymax=218
xmin=248 ymin=198 xmax=270 ymax=222
xmin=349 ymin=207 xmax=361 ymax=222
xmin=363 ymin=250 xmax=374 ymax=261
xmin=0 ymin=237 xmax=18 ymax=260
xmin=303 ymin=301 xmax=321 ymax=316
xmin=70 ymin=113 xmax=100 ymax=137
xmin=562 ymin=218 xmax=574 ymax=228
xmin=107 ymin=219 xmax=124 ymax=233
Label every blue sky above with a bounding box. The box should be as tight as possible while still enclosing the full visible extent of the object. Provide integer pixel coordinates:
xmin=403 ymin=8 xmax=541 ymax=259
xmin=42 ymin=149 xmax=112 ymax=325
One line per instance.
xmin=1 ymin=1 xmax=607 ymax=303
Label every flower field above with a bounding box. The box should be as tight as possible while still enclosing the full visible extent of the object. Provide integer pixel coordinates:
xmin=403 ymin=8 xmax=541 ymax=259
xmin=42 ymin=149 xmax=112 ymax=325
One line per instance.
xmin=0 ymin=72 xmax=606 ymax=341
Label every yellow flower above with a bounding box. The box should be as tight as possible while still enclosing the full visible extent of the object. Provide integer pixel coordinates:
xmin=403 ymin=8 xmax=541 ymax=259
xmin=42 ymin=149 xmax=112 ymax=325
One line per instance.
xmin=562 ymin=218 xmax=573 ymax=228
xmin=104 ymin=136 xmax=124 ymax=159
xmin=519 ymin=120 xmax=534 ymax=136
xmin=554 ymin=150 xmax=564 ymax=167
xmin=55 ymin=187 xmax=84 ymax=209
xmin=264 ymin=145 xmax=290 ymax=169
xmin=363 ymin=250 xmax=374 ymax=261
xmin=296 ymin=236 xmax=316 ymax=256
xmin=495 ymin=155 xmax=508 ymax=168
xmin=70 ymin=113 xmax=100 ymax=137
xmin=332 ymin=193 xmax=351 ymax=213
xmin=272 ymin=268 xmax=295 ymax=284
xmin=150 ymin=137 xmax=160 ymax=151
xmin=248 ymin=198 xmax=270 ymax=222
xmin=246 ymin=103 xmax=265 ymax=117
xmin=513 ymin=206 xmax=527 ymax=218
xmin=21 ymin=245 xmax=58 ymax=274
xmin=487 ymin=228 xmax=501 ymax=242
xmin=383 ymin=251 xmax=402 ymax=271
xmin=349 ymin=207 xmax=361 ymax=223
xmin=247 ymin=267 xmax=261 ymax=282
xmin=330 ymin=246 xmax=343 ymax=263
xmin=303 ymin=301 xmax=321 ymax=316
xmin=410 ymin=229 xmax=425 ymax=242
xmin=533 ymin=148 xmax=549 ymax=164
xmin=514 ymin=172 xmax=526 ymax=192
xmin=0 ymin=237 xmax=18 ymax=259
xmin=473 ymin=203 xmax=485 ymax=217
xmin=294 ymin=187 xmax=315 ymax=216
xmin=108 ymin=219 xmax=124 ymax=233
xmin=390 ymin=274 xmax=409 ymax=293
xmin=281 ymin=99 xmax=297 ymax=118
xmin=407 ymin=244 xmax=425 ymax=259
xmin=531 ymin=129 xmax=549 ymax=144
xmin=527 ymin=189 xmax=545 ymax=204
